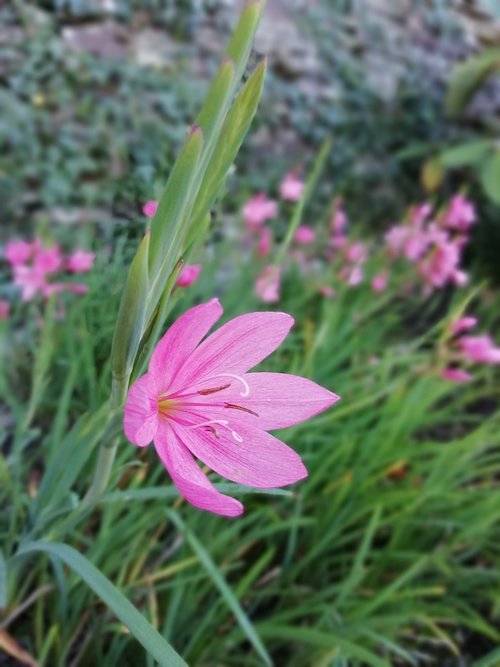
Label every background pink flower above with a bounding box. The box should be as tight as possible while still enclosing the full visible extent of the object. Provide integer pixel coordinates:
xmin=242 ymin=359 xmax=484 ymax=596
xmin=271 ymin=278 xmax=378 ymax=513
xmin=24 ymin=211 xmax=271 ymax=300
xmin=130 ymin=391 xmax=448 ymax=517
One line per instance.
xmin=279 ymin=172 xmax=304 ymax=202
xmin=294 ymin=225 xmax=316 ymax=246
xmin=255 ymin=265 xmax=281 ymax=303
xmin=4 ymin=240 xmax=33 ymax=267
xmin=0 ymin=299 xmax=10 ymax=321
xmin=67 ymin=250 xmax=95 ymax=273
xmin=243 ymin=194 xmax=278 ymax=230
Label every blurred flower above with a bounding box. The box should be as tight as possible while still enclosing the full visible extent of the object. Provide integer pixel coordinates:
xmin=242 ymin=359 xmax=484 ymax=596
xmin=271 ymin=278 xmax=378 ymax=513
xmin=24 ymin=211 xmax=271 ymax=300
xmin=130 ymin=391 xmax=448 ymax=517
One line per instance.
xmin=409 ymin=202 xmax=432 ymax=226
xmin=0 ymin=299 xmax=10 ymax=321
xmin=442 ymin=194 xmax=476 ymax=232
xmin=176 ymin=263 xmax=201 ymax=288
xmin=458 ymin=335 xmax=500 ymax=364
xmin=318 ymin=285 xmax=335 ymax=298
xmin=279 ymin=172 xmax=304 ymax=202
xmin=331 ymin=199 xmax=347 ymax=235
xmin=65 ymin=283 xmax=89 ymax=295
xmin=255 ymin=265 xmax=281 ymax=303
xmin=34 ymin=243 xmax=63 ymax=274
xmin=256 ymin=228 xmax=272 ymax=258
xmin=371 ymin=271 xmax=388 ymax=293
xmin=441 ymin=368 xmax=473 ymax=383
xmin=294 ymin=225 xmax=316 ymax=246
xmin=452 ymin=316 xmax=478 ymax=335
xmin=143 ymin=200 xmax=159 ymax=218
xmin=66 ymin=250 xmax=95 ymax=273
xmin=243 ymin=193 xmax=278 ymax=230
xmin=4 ymin=240 xmax=33 ymax=267
xmin=123 ymin=298 xmax=339 ymax=516
xmin=345 ymin=242 xmax=367 ymax=264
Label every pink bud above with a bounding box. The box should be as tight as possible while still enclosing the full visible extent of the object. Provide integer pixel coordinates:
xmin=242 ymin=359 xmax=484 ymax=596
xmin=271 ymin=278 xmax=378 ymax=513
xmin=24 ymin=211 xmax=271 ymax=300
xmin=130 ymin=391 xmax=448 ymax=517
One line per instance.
xmin=143 ymin=200 xmax=159 ymax=218
xmin=294 ymin=225 xmax=316 ymax=246
xmin=176 ymin=264 xmax=201 ymax=288
xmin=66 ymin=250 xmax=95 ymax=273
xmin=279 ymin=172 xmax=304 ymax=202
xmin=255 ymin=266 xmax=281 ymax=303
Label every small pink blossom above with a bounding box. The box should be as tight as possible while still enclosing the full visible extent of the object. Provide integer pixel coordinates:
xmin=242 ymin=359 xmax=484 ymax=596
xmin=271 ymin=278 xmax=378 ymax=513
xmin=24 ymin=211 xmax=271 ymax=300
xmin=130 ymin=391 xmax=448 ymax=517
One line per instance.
xmin=345 ymin=243 xmax=367 ymax=264
xmin=176 ymin=264 xmax=201 ymax=289
xmin=255 ymin=266 xmax=282 ymax=304
xmin=143 ymin=200 xmax=159 ymax=218
xmin=243 ymin=194 xmax=278 ymax=230
xmin=34 ymin=243 xmax=63 ymax=274
xmin=318 ymin=285 xmax=335 ymax=298
xmin=279 ymin=172 xmax=304 ymax=202
xmin=123 ymin=299 xmax=339 ymax=516
xmin=339 ymin=264 xmax=363 ymax=286
xmin=256 ymin=228 xmax=272 ymax=258
xmin=371 ymin=271 xmax=388 ymax=293
xmin=409 ymin=203 xmax=432 ymax=226
xmin=442 ymin=194 xmax=476 ymax=232
xmin=0 ymin=299 xmax=10 ymax=321
xmin=294 ymin=225 xmax=316 ymax=246
xmin=331 ymin=201 xmax=347 ymax=235
xmin=441 ymin=368 xmax=473 ymax=383
xmin=13 ymin=265 xmax=48 ymax=301
xmin=452 ymin=316 xmax=478 ymax=335
xmin=66 ymin=250 xmax=95 ymax=273
xmin=458 ymin=335 xmax=500 ymax=364
xmin=4 ymin=240 xmax=33 ymax=267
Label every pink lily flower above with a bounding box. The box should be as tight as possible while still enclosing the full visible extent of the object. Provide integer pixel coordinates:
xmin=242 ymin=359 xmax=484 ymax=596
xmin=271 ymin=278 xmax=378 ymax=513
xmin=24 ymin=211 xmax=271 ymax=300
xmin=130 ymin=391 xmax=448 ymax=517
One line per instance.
xmin=255 ymin=266 xmax=282 ymax=304
xmin=243 ymin=193 xmax=278 ymax=230
xmin=13 ymin=265 xmax=48 ymax=301
xmin=442 ymin=194 xmax=476 ymax=232
xmin=0 ymin=299 xmax=10 ymax=320
xmin=371 ymin=271 xmax=388 ymax=293
xmin=452 ymin=316 xmax=478 ymax=335
xmin=4 ymin=240 xmax=33 ymax=267
xmin=279 ymin=172 xmax=304 ymax=202
xmin=176 ymin=264 xmax=201 ymax=288
xmin=34 ymin=243 xmax=63 ymax=274
xmin=143 ymin=200 xmax=159 ymax=218
xmin=441 ymin=368 xmax=473 ymax=383
xmin=458 ymin=335 xmax=500 ymax=364
xmin=294 ymin=225 xmax=316 ymax=246
xmin=124 ymin=299 xmax=339 ymax=516
xmin=66 ymin=250 xmax=95 ymax=273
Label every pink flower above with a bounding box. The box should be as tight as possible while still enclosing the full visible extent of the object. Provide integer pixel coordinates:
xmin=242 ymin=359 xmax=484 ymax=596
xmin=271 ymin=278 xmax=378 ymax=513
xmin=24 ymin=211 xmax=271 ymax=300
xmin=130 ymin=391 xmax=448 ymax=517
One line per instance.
xmin=34 ymin=243 xmax=63 ymax=274
xmin=66 ymin=250 xmax=95 ymax=273
xmin=279 ymin=172 xmax=304 ymax=202
xmin=371 ymin=271 xmax=388 ymax=293
xmin=318 ymin=285 xmax=335 ymax=298
xmin=65 ymin=283 xmax=89 ymax=295
xmin=243 ymin=194 xmax=278 ymax=230
xmin=385 ymin=226 xmax=407 ymax=255
xmin=441 ymin=368 xmax=473 ymax=383
xmin=143 ymin=200 xmax=159 ymax=218
xmin=4 ymin=240 xmax=33 ymax=267
xmin=255 ymin=266 xmax=281 ymax=304
xmin=452 ymin=316 xmax=478 ymax=335
xmin=442 ymin=194 xmax=476 ymax=232
xmin=409 ymin=203 xmax=432 ymax=226
xmin=256 ymin=228 xmax=272 ymax=258
xmin=123 ymin=299 xmax=339 ymax=516
xmin=345 ymin=243 xmax=367 ymax=264
xmin=0 ymin=299 xmax=10 ymax=320
xmin=13 ymin=265 xmax=48 ymax=301
xmin=331 ymin=201 xmax=347 ymax=235
xmin=294 ymin=225 xmax=316 ymax=246
xmin=458 ymin=335 xmax=500 ymax=364
xmin=176 ymin=264 xmax=201 ymax=288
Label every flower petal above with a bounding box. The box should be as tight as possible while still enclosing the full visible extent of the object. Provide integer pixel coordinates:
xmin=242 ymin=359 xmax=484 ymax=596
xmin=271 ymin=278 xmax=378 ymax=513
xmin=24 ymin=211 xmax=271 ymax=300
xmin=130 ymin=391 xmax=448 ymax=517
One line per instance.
xmin=192 ymin=372 xmax=339 ymax=430
xmin=171 ymin=420 xmax=307 ymax=489
xmin=123 ymin=373 xmax=159 ymax=446
xmin=149 ymin=298 xmax=223 ymax=393
xmin=154 ymin=426 xmax=243 ymax=517
xmin=172 ymin=311 xmax=294 ymax=391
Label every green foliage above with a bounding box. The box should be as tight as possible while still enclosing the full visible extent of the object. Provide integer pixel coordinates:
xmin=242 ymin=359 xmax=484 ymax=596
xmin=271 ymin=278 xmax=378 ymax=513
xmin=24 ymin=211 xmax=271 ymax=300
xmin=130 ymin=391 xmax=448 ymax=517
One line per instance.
xmin=445 ymin=49 xmax=500 ymax=118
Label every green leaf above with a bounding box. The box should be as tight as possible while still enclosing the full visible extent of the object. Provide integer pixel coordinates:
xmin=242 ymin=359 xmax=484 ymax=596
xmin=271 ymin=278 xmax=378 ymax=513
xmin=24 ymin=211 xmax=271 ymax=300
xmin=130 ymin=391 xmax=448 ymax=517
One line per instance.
xmin=111 ymin=232 xmax=150 ymax=383
xmin=168 ymin=510 xmax=273 ymax=667
xmin=0 ymin=550 xmax=7 ymax=609
xmin=421 ymin=156 xmax=445 ymax=193
xmin=445 ymin=49 xmax=500 ymax=117
xmin=147 ymin=127 xmax=204 ymax=281
xmin=226 ymin=0 xmax=265 ymax=80
xmin=16 ymin=542 xmax=187 ymax=667
xmin=192 ymin=59 xmax=267 ymax=228
xmin=480 ymin=150 xmax=500 ymax=205
xmin=440 ymin=140 xmax=492 ymax=168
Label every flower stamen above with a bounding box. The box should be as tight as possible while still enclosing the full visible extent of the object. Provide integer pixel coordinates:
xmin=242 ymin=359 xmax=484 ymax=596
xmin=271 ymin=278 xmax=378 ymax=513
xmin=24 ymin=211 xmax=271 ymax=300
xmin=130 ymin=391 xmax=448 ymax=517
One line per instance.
xmin=190 ymin=419 xmax=243 ymax=443
xmin=211 ymin=373 xmax=250 ymax=397
xmin=224 ymin=402 xmax=259 ymax=417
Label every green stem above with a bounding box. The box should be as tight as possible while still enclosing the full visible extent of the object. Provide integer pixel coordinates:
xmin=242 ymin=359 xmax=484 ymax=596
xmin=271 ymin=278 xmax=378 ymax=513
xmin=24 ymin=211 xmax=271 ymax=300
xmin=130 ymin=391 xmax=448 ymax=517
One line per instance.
xmin=83 ymin=373 xmax=128 ymax=505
